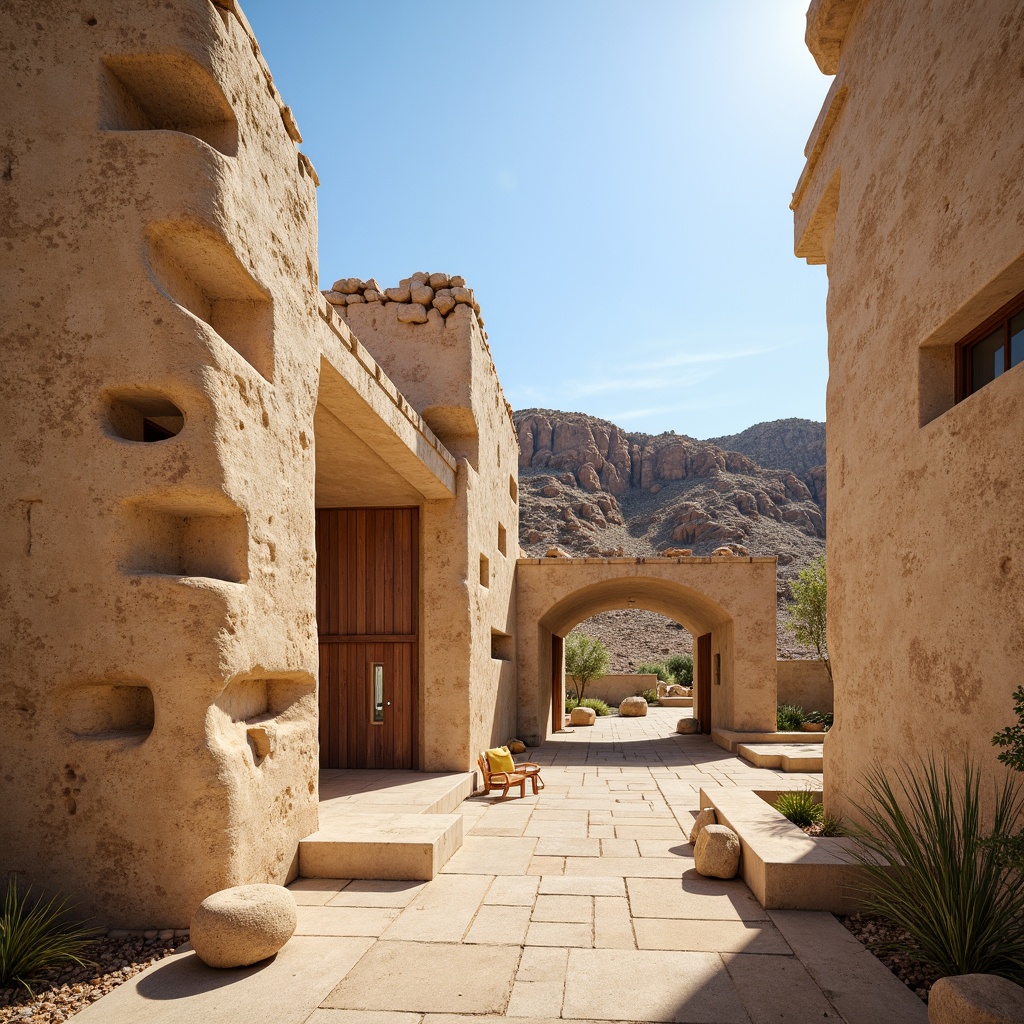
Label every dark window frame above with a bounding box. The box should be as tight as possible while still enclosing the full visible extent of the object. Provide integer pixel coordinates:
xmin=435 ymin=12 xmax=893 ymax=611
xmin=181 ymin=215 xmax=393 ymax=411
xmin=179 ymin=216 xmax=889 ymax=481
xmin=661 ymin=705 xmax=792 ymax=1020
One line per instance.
xmin=956 ymin=289 xmax=1024 ymax=401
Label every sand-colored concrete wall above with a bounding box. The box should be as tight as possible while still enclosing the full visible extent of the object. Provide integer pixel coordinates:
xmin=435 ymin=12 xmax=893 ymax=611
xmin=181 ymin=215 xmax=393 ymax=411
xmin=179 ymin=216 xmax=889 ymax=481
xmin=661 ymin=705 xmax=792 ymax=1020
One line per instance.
xmin=515 ymin=556 xmax=778 ymax=744
xmin=338 ymin=289 xmax=521 ymax=769
xmin=777 ymin=660 xmax=832 ymax=714
xmin=574 ymin=674 xmax=661 ymax=707
xmin=0 ymin=0 xmax=463 ymax=928
xmin=794 ymin=0 xmax=1024 ymax=816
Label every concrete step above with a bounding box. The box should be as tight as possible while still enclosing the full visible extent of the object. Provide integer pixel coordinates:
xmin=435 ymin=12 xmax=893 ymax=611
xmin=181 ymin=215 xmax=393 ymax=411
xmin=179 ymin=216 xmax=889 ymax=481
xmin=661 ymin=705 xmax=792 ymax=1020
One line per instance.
xmin=299 ymin=811 xmax=464 ymax=880
xmin=737 ymin=743 xmax=824 ymax=772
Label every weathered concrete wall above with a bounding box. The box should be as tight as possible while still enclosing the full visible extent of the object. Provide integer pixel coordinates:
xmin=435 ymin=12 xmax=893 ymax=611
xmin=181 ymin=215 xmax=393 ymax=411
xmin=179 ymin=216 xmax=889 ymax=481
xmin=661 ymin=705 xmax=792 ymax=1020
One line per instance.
xmin=776 ymin=660 xmax=832 ymax=714
xmin=794 ymin=0 xmax=1024 ymax=816
xmin=339 ymin=284 xmax=520 ymax=769
xmin=515 ymin=556 xmax=778 ymax=744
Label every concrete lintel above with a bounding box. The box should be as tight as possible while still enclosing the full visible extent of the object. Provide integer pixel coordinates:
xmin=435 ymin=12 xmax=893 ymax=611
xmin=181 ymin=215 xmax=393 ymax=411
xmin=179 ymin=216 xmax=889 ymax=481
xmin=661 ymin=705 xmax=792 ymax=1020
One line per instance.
xmin=317 ymin=307 xmax=456 ymax=500
xmin=516 ymin=556 xmax=778 ymax=567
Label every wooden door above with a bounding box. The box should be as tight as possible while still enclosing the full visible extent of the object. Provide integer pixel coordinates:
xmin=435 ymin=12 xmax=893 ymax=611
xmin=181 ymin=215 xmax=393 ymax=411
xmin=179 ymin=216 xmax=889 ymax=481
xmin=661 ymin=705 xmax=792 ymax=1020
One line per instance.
xmin=551 ymin=634 xmax=564 ymax=734
xmin=696 ymin=633 xmax=712 ymax=735
xmin=316 ymin=508 xmax=419 ymax=769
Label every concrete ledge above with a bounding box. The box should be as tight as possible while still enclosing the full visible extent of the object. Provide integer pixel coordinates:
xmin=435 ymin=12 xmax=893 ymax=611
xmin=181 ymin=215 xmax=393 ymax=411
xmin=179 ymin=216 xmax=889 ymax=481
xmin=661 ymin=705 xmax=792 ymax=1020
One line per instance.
xmin=699 ymin=786 xmax=866 ymax=913
xmin=657 ymin=696 xmax=693 ymax=707
xmin=713 ymin=727 xmax=826 ymax=752
xmin=299 ymin=812 xmax=463 ymax=881
xmin=737 ymin=743 xmax=824 ymax=772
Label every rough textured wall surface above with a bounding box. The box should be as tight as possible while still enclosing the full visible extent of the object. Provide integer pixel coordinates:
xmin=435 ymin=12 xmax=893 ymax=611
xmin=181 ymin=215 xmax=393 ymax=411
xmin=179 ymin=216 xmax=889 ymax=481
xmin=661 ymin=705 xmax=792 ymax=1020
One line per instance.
xmin=794 ymin=0 xmax=1024 ymax=817
xmin=776 ymin=660 xmax=833 ymax=715
xmin=337 ymin=289 xmax=520 ymax=768
xmin=0 ymin=0 xmax=329 ymax=927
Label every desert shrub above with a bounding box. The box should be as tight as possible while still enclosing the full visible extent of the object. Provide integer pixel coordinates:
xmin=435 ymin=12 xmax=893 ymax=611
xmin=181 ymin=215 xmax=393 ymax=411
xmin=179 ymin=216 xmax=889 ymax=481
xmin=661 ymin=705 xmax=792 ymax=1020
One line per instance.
xmin=664 ymin=654 xmax=694 ymax=686
xmin=777 ymin=704 xmax=806 ymax=731
xmin=848 ymin=757 xmax=1024 ymax=984
xmin=0 ymin=878 xmax=97 ymax=993
xmin=636 ymin=688 xmax=659 ymax=705
xmin=805 ymin=710 xmax=834 ymax=729
xmin=636 ymin=661 xmax=669 ymax=682
xmin=986 ymin=685 xmax=1024 ymax=869
xmin=816 ymin=813 xmax=845 ymax=836
xmin=565 ymin=696 xmax=611 ymax=717
xmin=564 ymin=632 xmax=610 ymax=704
xmin=773 ymin=790 xmax=822 ymax=828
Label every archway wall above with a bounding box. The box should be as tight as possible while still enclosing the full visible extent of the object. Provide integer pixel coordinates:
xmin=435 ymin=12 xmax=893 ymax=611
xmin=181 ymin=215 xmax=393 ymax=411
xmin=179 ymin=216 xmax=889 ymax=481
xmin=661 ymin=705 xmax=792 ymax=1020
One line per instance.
xmin=515 ymin=556 xmax=778 ymax=743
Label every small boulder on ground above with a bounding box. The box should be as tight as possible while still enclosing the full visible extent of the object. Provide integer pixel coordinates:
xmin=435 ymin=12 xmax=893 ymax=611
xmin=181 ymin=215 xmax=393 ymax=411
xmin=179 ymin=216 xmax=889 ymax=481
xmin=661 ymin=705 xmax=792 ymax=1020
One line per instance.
xmin=507 ymin=739 xmax=526 ymax=754
xmin=689 ymin=806 xmax=717 ymax=844
xmin=191 ymin=884 xmax=296 ymax=969
xmin=694 ymin=824 xmax=741 ymax=879
xmin=928 ymin=974 xmax=1024 ymax=1024
xmin=570 ymin=706 xmax=596 ymax=727
xmin=619 ymin=696 xmax=648 ymax=717
xmin=677 ymin=717 xmax=700 ymax=734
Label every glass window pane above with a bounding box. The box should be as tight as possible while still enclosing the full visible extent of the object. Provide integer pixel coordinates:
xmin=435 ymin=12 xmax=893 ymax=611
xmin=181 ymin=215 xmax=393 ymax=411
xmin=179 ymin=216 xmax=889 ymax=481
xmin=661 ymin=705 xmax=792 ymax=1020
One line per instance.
xmin=971 ymin=328 xmax=1004 ymax=392
xmin=372 ymin=663 xmax=384 ymax=722
xmin=1010 ymin=312 xmax=1024 ymax=369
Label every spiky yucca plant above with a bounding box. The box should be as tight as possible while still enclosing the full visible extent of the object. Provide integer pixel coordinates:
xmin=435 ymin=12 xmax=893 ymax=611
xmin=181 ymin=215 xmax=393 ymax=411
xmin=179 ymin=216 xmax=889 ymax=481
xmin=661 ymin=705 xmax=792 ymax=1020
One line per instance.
xmin=0 ymin=877 xmax=97 ymax=993
xmin=774 ymin=790 xmax=823 ymax=828
xmin=849 ymin=757 xmax=1024 ymax=983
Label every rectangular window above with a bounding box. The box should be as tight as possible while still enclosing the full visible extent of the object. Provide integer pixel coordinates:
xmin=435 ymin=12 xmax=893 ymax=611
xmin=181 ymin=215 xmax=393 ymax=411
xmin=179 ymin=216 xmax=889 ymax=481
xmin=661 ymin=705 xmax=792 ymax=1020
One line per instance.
xmin=371 ymin=663 xmax=384 ymax=723
xmin=958 ymin=291 xmax=1024 ymax=400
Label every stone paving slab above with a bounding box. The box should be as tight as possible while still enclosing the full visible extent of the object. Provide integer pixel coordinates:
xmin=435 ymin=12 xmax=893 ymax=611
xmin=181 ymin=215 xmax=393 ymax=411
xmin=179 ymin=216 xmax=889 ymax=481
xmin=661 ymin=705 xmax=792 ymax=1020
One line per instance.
xmin=633 ymin=918 xmax=790 ymax=954
xmin=323 ymin=941 xmax=520 ymax=1014
xmin=562 ymin=948 xmax=751 ymax=1023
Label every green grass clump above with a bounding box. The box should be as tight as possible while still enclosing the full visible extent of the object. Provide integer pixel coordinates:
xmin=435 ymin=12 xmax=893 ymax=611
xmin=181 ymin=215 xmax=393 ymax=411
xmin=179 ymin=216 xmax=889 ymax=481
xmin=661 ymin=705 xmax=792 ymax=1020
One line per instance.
xmin=565 ymin=696 xmax=612 ymax=717
xmin=777 ymin=704 xmax=806 ymax=731
xmin=636 ymin=688 xmax=659 ymax=705
xmin=0 ymin=878 xmax=97 ymax=993
xmin=849 ymin=757 xmax=1024 ymax=984
xmin=816 ymin=813 xmax=845 ymax=836
xmin=773 ymin=790 xmax=823 ymax=828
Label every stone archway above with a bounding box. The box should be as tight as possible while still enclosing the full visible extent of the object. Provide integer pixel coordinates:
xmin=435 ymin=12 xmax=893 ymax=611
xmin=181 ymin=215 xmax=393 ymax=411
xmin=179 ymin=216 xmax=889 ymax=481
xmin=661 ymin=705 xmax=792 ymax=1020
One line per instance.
xmin=515 ymin=556 xmax=778 ymax=744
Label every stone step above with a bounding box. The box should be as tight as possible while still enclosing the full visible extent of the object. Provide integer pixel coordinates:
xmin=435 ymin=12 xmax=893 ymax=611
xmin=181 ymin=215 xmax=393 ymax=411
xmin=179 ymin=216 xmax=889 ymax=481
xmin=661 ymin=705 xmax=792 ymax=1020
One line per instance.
xmin=299 ymin=811 xmax=464 ymax=880
xmin=736 ymin=743 xmax=824 ymax=772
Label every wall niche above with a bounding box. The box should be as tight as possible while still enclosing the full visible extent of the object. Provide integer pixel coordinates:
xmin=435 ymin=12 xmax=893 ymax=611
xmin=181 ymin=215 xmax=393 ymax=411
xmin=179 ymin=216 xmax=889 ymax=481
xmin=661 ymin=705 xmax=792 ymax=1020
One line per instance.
xmin=62 ymin=681 xmax=155 ymax=742
xmin=104 ymin=390 xmax=184 ymax=442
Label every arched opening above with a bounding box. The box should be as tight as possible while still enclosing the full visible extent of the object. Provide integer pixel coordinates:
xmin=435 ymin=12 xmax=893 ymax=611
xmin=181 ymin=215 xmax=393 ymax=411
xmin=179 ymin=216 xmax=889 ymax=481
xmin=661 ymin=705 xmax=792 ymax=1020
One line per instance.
xmin=536 ymin=577 xmax=733 ymax=742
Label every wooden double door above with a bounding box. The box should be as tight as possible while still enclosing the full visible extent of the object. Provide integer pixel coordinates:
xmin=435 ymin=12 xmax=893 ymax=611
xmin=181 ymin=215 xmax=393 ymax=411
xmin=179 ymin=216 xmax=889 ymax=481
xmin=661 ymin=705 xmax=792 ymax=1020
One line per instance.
xmin=316 ymin=507 xmax=419 ymax=769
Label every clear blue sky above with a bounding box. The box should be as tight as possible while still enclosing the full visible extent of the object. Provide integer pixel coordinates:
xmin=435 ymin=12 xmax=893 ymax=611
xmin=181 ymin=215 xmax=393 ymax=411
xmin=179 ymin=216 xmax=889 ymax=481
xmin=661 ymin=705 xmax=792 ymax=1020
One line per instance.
xmin=242 ymin=0 xmax=830 ymax=439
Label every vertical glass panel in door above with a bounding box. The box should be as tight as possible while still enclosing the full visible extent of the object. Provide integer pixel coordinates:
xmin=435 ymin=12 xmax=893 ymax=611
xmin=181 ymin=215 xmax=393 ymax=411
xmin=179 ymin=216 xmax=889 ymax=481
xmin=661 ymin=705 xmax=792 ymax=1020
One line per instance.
xmin=372 ymin=663 xmax=384 ymax=722
xmin=971 ymin=328 xmax=1004 ymax=393
xmin=1010 ymin=312 xmax=1024 ymax=369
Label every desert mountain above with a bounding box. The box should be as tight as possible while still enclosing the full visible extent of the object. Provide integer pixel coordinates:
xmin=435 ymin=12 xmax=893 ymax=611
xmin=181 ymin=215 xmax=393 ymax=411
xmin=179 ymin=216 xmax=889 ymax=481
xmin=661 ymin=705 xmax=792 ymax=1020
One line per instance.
xmin=514 ymin=409 xmax=828 ymax=665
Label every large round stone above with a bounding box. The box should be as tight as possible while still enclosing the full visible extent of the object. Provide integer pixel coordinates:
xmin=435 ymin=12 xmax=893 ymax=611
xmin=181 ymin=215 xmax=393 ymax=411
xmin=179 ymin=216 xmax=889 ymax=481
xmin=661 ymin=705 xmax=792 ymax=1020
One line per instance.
xmin=619 ymin=696 xmax=648 ymax=717
xmin=928 ymin=974 xmax=1024 ymax=1024
xmin=570 ymin=706 xmax=596 ymax=726
xmin=677 ymin=717 xmax=700 ymax=734
xmin=694 ymin=824 xmax=741 ymax=879
xmin=191 ymin=884 xmax=297 ymax=968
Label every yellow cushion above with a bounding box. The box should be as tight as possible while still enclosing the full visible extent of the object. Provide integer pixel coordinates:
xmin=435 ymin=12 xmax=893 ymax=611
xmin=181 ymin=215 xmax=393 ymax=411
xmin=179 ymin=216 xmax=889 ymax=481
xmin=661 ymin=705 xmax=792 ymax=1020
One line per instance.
xmin=486 ymin=746 xmax=515 ymax=774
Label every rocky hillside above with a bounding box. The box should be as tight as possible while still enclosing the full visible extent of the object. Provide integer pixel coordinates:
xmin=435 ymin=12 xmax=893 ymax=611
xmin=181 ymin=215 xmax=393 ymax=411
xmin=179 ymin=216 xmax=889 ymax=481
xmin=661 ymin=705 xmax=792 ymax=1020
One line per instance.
xmin=514 ymin=409 xmax=828 ymax=660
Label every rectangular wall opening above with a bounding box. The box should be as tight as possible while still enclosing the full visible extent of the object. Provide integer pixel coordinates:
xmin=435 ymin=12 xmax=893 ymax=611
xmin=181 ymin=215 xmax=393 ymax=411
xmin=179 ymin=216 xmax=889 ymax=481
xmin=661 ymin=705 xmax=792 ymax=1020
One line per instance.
xmin=497 ymin=522 xmax=507 ymax=556
xmin=491 ymin=629 xmax=513 ymax=662
xmin=479 ymin=553 xmax=490 ymax=588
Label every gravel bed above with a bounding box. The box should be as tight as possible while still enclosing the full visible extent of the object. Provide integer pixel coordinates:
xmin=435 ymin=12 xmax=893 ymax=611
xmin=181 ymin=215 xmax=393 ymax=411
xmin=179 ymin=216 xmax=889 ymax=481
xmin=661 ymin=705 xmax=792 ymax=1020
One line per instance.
xmin=839 ymin=913 xmax=943 ymax=1002
xmin=0 ymin=932 xmax=187 ymax=1023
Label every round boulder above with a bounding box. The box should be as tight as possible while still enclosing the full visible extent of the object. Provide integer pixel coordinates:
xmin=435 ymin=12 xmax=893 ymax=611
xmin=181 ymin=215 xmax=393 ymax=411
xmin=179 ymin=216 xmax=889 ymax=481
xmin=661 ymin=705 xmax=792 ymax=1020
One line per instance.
xmin=191 ymin=884 xmax=297 ymax=969
xmin=928 ymin=974 xmax=1024 ymax=1024
xmin=689 ymin=807 xmax=717 ymax=845
xmin=694 ymin=824 xmax=741 ymax=879
xmin=619 ymin=696 xmax=648 ymax=717
xmin=508 ymin=739 xmax=527 ymax=754
xmin=677 ymin=717 xmax=700 ymax=734
xmin=570 ymin=706 xmax=596 ymax=727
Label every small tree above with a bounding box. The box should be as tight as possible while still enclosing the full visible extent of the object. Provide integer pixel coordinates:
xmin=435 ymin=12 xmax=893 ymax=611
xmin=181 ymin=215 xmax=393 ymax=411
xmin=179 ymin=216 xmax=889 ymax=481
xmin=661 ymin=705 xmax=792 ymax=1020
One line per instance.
xmin=989 ymin=685 xmax=1024 ymax=869
xmin=786 ymin=555 xmax=831 ymax=681
xmin=564 ymin=632 xmax=610 ymax=704
xmin=664 ymin=653 xmax=693 ymax=687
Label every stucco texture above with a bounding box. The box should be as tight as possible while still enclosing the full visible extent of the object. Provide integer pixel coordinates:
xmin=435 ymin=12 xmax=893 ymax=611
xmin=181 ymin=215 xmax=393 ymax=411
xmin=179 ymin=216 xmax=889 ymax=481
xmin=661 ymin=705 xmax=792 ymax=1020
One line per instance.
xmin=794 ymin=0 xmax=1024 ymax=817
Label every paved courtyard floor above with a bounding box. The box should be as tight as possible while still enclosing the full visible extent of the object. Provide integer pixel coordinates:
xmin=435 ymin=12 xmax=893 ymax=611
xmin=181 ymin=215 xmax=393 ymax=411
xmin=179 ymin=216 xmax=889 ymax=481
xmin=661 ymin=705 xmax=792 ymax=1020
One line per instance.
xmin=73 ymin=709 xmax=926 ymax=1023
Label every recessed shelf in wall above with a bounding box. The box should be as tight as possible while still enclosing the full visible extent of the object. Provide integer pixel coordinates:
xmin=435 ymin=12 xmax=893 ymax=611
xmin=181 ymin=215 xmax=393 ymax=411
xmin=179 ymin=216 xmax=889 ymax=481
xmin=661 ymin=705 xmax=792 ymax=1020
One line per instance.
xmin=101 ymin=52 xmax=238 ymax=156
xmin=122 ymin=493 xmax=249 ymax=583
xmin=62 ymin=680 xmax=155 ymax=743
xmin=146 ymin=220 xmax=275 ymax=381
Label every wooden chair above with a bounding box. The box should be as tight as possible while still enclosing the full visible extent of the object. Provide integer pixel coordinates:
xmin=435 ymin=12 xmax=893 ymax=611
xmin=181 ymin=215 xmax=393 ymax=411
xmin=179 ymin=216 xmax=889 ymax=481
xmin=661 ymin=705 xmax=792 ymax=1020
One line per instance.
xmin=477 ymin=754 xmax=526 ymax=799
xmin=477 ymin=753 xmax=546 ymax=798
